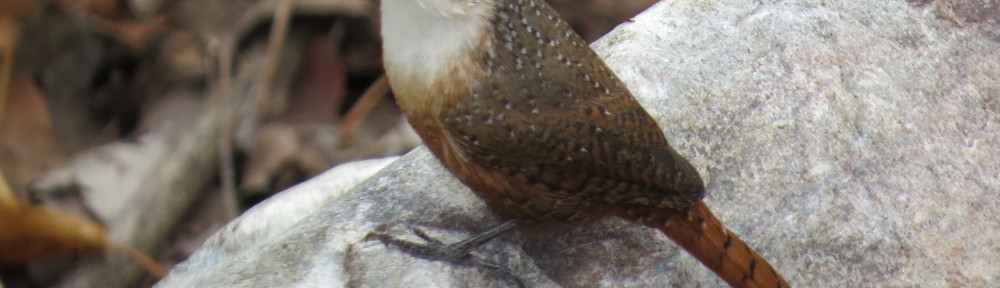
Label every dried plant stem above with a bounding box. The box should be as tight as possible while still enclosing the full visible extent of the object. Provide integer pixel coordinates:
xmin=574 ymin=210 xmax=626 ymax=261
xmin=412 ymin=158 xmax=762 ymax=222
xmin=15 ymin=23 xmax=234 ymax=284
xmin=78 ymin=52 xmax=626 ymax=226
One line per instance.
xmin=255 ymin=0 xmax=295 ymax=118
xmin=104 ymin=241 xmax=167 ymax=279
xmin=217 ymin=44 xmax=239 ymax=220
xmin=338 ymin=75 xmax=389 ymax=146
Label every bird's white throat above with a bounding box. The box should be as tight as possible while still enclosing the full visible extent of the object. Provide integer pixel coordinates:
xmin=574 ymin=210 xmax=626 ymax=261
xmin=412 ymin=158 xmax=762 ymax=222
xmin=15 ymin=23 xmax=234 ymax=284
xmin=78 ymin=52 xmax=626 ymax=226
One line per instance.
xmin=380 ymin=0 xmax=495 ymax=81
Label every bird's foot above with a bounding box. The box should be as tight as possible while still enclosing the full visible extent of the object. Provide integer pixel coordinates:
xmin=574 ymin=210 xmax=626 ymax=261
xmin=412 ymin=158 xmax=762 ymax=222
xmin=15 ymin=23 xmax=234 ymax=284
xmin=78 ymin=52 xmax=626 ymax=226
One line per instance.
xmin=365 ymin=220 xmax=524 ymax=286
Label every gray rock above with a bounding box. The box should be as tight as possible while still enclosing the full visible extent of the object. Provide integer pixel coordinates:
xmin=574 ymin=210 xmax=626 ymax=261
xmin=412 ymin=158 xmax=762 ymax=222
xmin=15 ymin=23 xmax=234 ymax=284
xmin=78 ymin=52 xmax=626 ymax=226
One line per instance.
xmin=157 ymin=0 xmax=999 ymax=287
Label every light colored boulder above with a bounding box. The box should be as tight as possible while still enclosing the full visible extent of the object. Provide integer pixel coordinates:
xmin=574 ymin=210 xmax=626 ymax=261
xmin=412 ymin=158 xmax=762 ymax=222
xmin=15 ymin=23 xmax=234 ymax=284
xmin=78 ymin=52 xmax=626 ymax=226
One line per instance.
xmin=157 ymin=0 xmax=999 ymax=287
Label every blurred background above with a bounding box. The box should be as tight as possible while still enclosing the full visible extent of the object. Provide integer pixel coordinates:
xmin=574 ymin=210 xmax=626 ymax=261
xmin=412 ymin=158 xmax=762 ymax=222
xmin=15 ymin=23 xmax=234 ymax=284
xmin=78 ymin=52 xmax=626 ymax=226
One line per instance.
xmin=0 ymin=0 xmax=657 ymax=287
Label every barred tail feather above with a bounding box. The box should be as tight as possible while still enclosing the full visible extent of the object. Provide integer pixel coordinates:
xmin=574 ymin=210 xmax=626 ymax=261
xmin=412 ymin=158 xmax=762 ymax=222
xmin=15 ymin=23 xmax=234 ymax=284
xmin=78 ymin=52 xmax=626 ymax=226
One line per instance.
xmin=622 ymin=201 xmax=790 ymax=288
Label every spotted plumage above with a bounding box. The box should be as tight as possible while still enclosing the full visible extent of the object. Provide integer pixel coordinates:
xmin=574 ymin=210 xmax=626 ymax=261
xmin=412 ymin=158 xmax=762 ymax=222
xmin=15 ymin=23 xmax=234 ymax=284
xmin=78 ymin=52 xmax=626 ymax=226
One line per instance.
xmin=381 ymin=0 xmax=790 ymax=287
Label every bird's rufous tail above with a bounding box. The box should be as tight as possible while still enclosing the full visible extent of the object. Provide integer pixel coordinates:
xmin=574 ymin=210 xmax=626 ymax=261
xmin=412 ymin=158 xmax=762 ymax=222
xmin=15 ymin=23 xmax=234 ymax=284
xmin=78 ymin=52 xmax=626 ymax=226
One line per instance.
xmin=622 ymin=201 xmax=790 ymax=288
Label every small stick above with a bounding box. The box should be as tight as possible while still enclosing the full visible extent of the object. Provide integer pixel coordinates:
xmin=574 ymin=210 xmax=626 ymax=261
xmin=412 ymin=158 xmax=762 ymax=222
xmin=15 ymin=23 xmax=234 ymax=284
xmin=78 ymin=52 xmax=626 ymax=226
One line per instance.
xmin=338 ymin=74 xmax=389 ymax=146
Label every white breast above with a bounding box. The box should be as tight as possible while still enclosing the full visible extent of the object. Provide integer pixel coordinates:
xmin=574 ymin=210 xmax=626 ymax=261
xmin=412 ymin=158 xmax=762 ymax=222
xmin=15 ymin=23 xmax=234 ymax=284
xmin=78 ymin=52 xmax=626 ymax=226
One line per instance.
xmin=380 ymin=0 xmax=494 ymax=84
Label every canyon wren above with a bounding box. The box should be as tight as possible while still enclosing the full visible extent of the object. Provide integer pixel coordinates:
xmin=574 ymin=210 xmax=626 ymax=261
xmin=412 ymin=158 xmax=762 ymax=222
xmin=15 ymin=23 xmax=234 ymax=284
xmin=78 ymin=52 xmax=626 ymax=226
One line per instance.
xmin=379 ymin=0 xmax=790 ymax=287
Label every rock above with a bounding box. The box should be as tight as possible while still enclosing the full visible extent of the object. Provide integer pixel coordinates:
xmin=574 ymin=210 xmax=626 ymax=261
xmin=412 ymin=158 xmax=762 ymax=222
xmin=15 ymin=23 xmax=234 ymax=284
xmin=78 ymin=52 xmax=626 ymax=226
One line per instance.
xmin=157 ymin=0 xmax=1000 ymax=287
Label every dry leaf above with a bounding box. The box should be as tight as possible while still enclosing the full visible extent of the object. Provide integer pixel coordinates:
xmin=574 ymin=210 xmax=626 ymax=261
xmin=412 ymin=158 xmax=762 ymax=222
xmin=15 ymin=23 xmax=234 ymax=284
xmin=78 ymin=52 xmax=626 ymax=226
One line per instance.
xmin=0 ymin=168 xmax=104 ymax=264
xmin=0 ymin=168 xmax=18 ymax=210
xmin=0 ymin=18 xmax=22 ymax=55
xmin=0 ymin=0 xmax=39 ymax=21
xmin=0 ymin=68 xmax=163 ymax=276
xmin=0 ymin=68 xmax=66 ymax=201
xmin=0 ymin=168 xmax=166 ymax=278
xmin=0 ymin=18 xmax=15 ymax=132
xmin=92 ymin=16 xmax=169 ymax=53
xmin=0 ymin=202 xmax=108 ymax=264
xmin=287 ymin=30 xmax=348 ymax=123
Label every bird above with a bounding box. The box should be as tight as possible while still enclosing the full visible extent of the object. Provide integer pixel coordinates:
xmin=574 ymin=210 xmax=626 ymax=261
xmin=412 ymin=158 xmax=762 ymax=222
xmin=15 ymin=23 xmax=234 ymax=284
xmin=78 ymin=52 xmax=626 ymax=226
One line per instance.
xmin=376 ymin=0 xmax=790 ymax=287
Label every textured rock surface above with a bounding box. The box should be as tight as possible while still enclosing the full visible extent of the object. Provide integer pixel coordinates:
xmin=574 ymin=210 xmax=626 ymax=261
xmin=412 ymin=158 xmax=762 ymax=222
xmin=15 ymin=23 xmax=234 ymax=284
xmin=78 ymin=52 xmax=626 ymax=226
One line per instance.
xmin=157 ymin=0 xmax=999 ymax=287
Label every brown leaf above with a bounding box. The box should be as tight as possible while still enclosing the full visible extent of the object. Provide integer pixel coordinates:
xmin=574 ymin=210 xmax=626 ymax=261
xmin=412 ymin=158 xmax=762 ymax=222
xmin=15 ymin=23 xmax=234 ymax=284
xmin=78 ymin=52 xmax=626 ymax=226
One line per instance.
xmin=0 ymin=166 xmax=101 ymax=266
xmin=0 ymin=168 xmax=18 ymax=210
xmin=0 ymin=169 xmax=165 ymax=278
xmin=287 ymin=29 xmax=348 ymax=123
xmin=0 ymin=0 xmax=39 ymax=21
xmin=0 ymin=61 xmax=164 ymax=277
xmin=92 ymin=16 xmax=169 ymax=53
xmin=0 ymin=203 xmax=108 ymax=264
xmin=0 ymin=18 xmax=22 ymax=54
xmin=0 ymin=68 xmax=66 ymax=201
